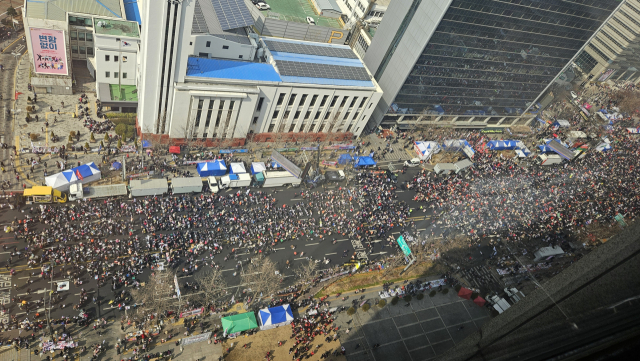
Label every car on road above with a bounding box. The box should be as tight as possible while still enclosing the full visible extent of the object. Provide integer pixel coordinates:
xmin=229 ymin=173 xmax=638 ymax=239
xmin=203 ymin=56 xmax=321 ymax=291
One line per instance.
xmin=404 ymin=158 xmax=421 ymax=167
xmin=325 ymin=170 xmax=345 ymax=182
xmin=256 ymin=2 xmax=270 ymax=10
xmin=307 ymin=17 xmax=316 ymax=25
xmin=570 ymin=91 xmax=578 ymax=99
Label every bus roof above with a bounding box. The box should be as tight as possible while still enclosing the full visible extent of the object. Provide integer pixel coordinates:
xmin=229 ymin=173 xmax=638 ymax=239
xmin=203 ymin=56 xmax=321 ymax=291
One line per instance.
xmin=23 ymin=186 xmax=53 ymax=196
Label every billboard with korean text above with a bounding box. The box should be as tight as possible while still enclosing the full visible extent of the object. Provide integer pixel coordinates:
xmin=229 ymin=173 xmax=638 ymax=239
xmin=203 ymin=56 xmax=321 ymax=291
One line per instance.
xmin=30 ymin=28 xmax=68 ymax=75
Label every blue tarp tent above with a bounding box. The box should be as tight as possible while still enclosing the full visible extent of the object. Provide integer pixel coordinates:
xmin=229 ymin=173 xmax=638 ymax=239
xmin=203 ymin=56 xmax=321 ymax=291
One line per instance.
xmin=45 ymin=162 xmax=102 ymax=191
xmin=258 ymin=304 xmax=294 ymax=330
xmin=338 ymin=154 xmax=353 ymax=164
xmin=538 ymin=145 xmax=554 ymax=153
xmin=271 ymin=161 xmax=281 ymax=169
xmin=487 ymin=140 xmax=519 ymax=150
xmin=251 ymin=162 xmax=266 ymax=175
xmin=111 ymin=161 xmax=122 ymax=170
xmin=197 ymin=160 xmax=227 ymax=177
xmin=433 ymin=105 xmax=445 ymax=115
xmin=354 ymin=156 xmax=376 ymax=167
xmin=229 ymin=162 xmax=246 ymax=174
xmin=552 ymin=119 xmax=571 ymax=128
xmin=142 ymin=140 xmax=151 ymax=148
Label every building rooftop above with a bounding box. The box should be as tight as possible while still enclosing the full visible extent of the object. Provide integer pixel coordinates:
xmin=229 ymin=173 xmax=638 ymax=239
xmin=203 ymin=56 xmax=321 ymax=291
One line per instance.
xmin=109 ymin=84 xmax=138 ymax=102
xmin=186 ymin=37 xmax=376 ymax=88
xmin=186 ymin=57 xmax=282 ymax=82
xmin=315 ymin=0 xmax=342 ymax=12
xmin=192 ymin=0 xmax=254 ymax=34
xmin=26 ymin=0 xmax=122 ymax=21
xmin=123 ymin=0 xmax=141 ymax=25
xmin=94 ymin=18 xmax=140 ymax=38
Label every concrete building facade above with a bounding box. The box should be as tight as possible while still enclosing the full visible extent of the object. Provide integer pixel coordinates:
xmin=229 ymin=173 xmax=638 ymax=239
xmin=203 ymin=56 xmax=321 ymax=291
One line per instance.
xmin=137 ymin=0 xmax=382 ymax=145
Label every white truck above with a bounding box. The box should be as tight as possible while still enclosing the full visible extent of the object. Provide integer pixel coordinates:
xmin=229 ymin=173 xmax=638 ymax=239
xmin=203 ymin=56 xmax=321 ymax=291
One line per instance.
xmin=129 ymin=179 xmax=169 ymax=197
xmin=207 ymin=177 xmax=220 ymax=194
xmin=170 ymin=177 xmax=203 ymax=194
xmin=404 ymin=158 xmax=421 ymax=167
xmin=68 ymin=183 xmax=128 ymax=201
xmin=434 ymin=163 xmax=456 ymax=175
xmin=536 ymin=154 xmax=562 ymax=165
xmin=219 ymin=173 xmax=251 ymax=189
xmin=261 ymin=171 xmax=301 ymax=188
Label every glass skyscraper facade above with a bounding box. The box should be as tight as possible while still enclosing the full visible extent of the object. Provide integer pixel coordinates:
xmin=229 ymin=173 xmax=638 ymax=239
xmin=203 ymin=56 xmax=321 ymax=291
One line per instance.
xmin=382 ymin=0 xmax=623 ymax=118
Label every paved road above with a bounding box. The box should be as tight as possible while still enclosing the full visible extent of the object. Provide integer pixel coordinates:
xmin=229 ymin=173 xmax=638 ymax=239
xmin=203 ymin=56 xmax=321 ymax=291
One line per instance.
xmin=0 ymin=166 xmax=442 ymax=330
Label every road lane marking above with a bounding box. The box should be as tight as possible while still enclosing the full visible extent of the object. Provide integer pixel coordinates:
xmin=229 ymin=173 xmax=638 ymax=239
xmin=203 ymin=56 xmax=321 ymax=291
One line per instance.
xmin=306 ymin=243 xmax=319 ymax=246
xmin=325 ymin=252 xmax=337 ymax=255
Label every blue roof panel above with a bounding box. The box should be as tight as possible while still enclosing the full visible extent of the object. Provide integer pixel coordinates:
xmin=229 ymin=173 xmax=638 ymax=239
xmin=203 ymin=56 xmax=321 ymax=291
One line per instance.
xmin=186 ymin=57 xmax=282 ymax=82
xmin=123 ymin=1 xmax=141 ymax=25
xmin=280 ymin=76 xmax=374 ymax=88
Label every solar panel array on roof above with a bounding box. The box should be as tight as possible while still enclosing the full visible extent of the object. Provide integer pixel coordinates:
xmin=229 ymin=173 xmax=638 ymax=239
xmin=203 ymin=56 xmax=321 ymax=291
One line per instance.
xmin=264 ymin=40 xmax=358 ymax=59
xmin=276 ymin=61 xmax=371 ymax=81
xmin=211 ymin=0 xmax=254 ymax=31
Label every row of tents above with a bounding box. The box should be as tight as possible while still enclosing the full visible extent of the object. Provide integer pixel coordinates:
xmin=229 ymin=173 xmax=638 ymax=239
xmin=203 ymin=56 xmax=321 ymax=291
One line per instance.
xmin=197 ymin=160 xmax=284 ymax=177
xmin=221 ymin=304 xmax=294 ymax=336
xmin=45 ymin=162 xmax=102 ymax=192
xmin=413 ymin=140 xmax=475 ymax=161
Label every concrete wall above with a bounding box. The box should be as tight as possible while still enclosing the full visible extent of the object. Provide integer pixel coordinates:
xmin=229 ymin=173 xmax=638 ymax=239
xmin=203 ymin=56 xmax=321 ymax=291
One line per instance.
xmin=189 ymin=34 xmax=255 ymax=61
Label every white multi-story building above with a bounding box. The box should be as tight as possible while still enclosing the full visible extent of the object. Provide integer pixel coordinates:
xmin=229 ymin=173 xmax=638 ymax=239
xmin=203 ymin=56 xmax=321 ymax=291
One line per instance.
xmin=137 ymin=0 xmax=382 ymax=144
xmin=336 ymin=0 xmax=389 ymax=28
xmin=23 ymin=0 xmax=141 ymax=112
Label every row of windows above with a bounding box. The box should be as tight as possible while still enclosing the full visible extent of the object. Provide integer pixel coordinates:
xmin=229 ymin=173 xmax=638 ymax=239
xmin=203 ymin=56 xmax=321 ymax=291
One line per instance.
xmin=427 ymin=32 xmax=580 ymax=62
xmin=71 ymin=46 xmax=94 ymax=56
xmin=70 ymin=31 xmax=93 ymax=42
xmin=452 ymin=0 xmax=618 ymax=23
xmin=69 ymin=16 xmax=93 ymax=27
xmin=104 ymin=54 xmax=128 ymax=62
xmin=574 ymin=50 xmax=599 ymax=73
xmin=448 ymin=4 xmax=600 ymax=34
xmin=105 ymin=71 xmax=128 ymax=78
xmin=274 ymin=93 xmax=367 ymax=109
xmin=587 ymin=43 xmax=612 ymax=63
xmin=400 ymin=77 xmax=546 ymax=94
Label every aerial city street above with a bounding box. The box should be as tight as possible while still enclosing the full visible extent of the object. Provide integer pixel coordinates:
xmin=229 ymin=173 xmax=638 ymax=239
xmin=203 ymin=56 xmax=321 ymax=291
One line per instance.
xmin=2 ymin=1 xmax=640 ymax=361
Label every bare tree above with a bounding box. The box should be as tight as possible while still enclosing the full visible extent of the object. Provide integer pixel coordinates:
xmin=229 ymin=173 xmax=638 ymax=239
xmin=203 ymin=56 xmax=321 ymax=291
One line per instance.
xmin=294 ymin=259 xmax=318 ymax=285
xmin=198 ymin=268 xmax=228 ymax=305
xmin=241 ymin=255 xmax=281 ymax=301
xmin=614 ymin=90 xmax=640 ymax=115
xmin=131 ymin=269 xmax=178 ymax=314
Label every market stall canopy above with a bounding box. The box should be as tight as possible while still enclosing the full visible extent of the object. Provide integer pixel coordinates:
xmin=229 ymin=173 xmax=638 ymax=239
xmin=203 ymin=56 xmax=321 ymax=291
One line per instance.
xmin=251 ymin=162 xmax=266 ymax=175
xmin=338 ymin=154 xmax=353 ymax=164
xmin=259 ymin=304 xmax=294 ymax=330
xmin=142 ymin=140 xmax=151 ymax=148
xmin=548 ymin=139 xmax=575 ymax=160
xmin=443 ymin=139 xmax=475 ymax=157
xmin=552 ymin=119 xmax=571 ymax=128
xmin=487 ymin=140 xmax=523 ymax=151
xmin=414 ymin=141 xmax=440 ymax=161
xmin=45 ymin=162 xmax=101 ymax=192
xmin=474 ymin=296 xmax=486 ymax=307
xmin=229 ymin=162 xmax=247 ymax=174
xmin=169 ymin=146 xmax=181 ymax=154
xmin=538 ymin=145 xmax=554 ymax=153
xmin=221 ymin=313 xmax=258 ymax=335
xmin=111 ymin=161 xmax=122 ymax=170
xmin=197 ymin=160 xmax=227 ymax=177
xmin=458 ymin=287 xmax=473 ymax=300
xmin=354 ymin=156 xmax=376 ymax=167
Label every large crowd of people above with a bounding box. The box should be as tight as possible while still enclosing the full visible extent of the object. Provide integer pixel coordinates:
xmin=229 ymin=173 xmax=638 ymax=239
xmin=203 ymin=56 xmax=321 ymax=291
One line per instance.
xmin=1 ymin=79 xmax=640 ymax=359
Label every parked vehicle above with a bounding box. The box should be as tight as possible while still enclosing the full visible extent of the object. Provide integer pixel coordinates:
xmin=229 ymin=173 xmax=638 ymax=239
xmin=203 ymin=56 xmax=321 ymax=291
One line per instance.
xmin=170 ymin=177 xmax=203 ymax=194
xmin=536 ymin=154 xmax=562 ymax=166
xmin=219 ymin=173 xmax=251 ymax=189
xmin=24 ymin=186 xmax=67 ymax=204
xmin=69 ymin=183 xmax=128 ymax=201
xmin=325 ymin=170 xmax=345 ymax=182
xmin=258 ymin=171 xmax=301 ymax=188
xmin=129 ymin=179 xmax=169 ymax=197
xmin=256 ymin=2 xmax=270 ymax=10
xmin=306 ymin=17 xmax=316 ymax=25
xmin=404 ymin=158 xmax=421 ymax=167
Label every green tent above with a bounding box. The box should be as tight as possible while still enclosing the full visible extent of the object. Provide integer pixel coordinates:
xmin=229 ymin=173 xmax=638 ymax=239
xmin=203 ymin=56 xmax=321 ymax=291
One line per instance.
xmin=221 ymin=313 xmax=258 ymax=335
